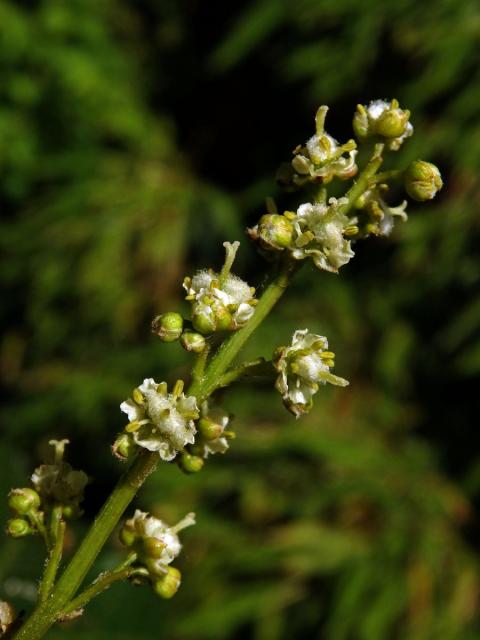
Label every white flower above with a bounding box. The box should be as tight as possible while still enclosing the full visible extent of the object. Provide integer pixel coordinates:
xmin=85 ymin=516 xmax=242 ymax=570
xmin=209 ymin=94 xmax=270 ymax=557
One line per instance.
xmin=356 ymin=186 xmax=408 ymax=237
xmin=31 ymin=440 xmax=88 ymax=510
xmin=274 ymin=329 xmax=349 ymax=417
xmin=290 ymin=106 xmax=358 ymax=186
xmin=120 ymin=379 xmax=199 ymax=461
xmin=290 ymin=199 xmax=355 ymax=273
xmin=124 ymin=510 xmax=195 ymax=573
xmin=183 ymin=243 xmax=256 ymax=333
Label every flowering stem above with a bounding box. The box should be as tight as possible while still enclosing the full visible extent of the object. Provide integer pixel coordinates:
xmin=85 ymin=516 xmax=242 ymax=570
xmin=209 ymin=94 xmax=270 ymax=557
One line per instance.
xmin=215 ymin=357 xmax=272 ymax=390
xmin=14 ymin=257 xmax=300 ymax=640
xmin=38 ymin=510 xmax=65 ymax=603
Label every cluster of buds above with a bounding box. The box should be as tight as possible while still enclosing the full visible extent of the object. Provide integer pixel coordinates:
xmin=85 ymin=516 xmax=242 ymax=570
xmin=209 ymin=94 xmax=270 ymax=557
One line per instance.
xmin=178 ymin=402 xmax=234 ymax=473
xmin=119 ymin=510 xmax=195 ymax=599
xmin=6 ymin=440 xmax=88 ymax=539
xmin=151 ymin=313 xmax=207 ymax=354
xmin=353 ymin=99 xmax=413 ymax=150
xmin=274 ymin=329 xmax=349 ymax=417
xmin=116 ymin=379 xmax=199 ymax=462
xmin=183 ymin=242 xmax=257 ymax=334
xmin=278 ymin=106 xmax=357 ymax=188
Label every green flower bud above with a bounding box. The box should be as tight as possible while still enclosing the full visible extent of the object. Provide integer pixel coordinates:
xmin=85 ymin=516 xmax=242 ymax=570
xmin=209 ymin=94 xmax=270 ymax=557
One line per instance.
xmin=250 ymin=214 xmax=294 ymax=251
xmin=62 ymin=504 xmax=81 ymax=520
xmin=198 ymin=416 xmax=224 ymax=441
xmin=6 ymin=518 xmax=32 ymax=538
xmin=180 ymin=332 xmax=206 ymax=353
xmin=153 ymin=566 xmax=181 ymax=599
xmin=376 ymin=108 xmax=410 ymax=139
xmin=143 ymin=536 xmax=167 ymax=559
xmin=8 ymin=488 xmax=41 ymax=515
xmin=112 ymin=433 xmax=136 ymax=461
xmin=119 ymin=524 xmax=137 ymax=547
xmin=192 ymin=307 xmax=216 ymax=334
xmin=151 ymin=312 xmax=184 ymax=342
xmin=178 ymin=452 xmax=204 ymax=474
xmin=214 ymin=307 xmax=233 ymax=332
xmin=404 ymin=160 xmax=443 ymax=201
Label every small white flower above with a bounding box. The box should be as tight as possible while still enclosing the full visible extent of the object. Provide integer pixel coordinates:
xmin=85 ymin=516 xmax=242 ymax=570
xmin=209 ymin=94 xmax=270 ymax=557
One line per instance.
xmin=125 ymin=509 xmax=195 ymax=571
xmin=290 ymin=106 xmax=358 ymax=186
xmin=120 ymin=379 xmax=199 ymax=461
xmin=274 ymin=329 xmax=349 ymax=417
xmin=290 ymin=199 xmax=355 ymax=273
xmin=183 ymin=243 xmax=256 ymax=333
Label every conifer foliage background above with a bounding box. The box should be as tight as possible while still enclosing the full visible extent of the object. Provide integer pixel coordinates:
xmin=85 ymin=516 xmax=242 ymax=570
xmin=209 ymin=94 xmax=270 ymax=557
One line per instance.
xmin=1 ymin=1 xmax=479 ymax=638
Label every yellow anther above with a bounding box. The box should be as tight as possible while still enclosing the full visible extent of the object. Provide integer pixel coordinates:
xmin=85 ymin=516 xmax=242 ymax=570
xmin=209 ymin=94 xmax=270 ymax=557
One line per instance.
xmin=133 ymin=389 xmax=144 ymax=405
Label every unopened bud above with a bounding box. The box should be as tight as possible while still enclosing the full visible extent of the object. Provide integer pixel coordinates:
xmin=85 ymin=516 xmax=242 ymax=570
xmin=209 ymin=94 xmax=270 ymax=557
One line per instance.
xmin=376 ymin=108 xmax=410 ymax=138
xmin=153 ymin=566 xmax=181 ymax=599
xmin=404 ymin=160 xmax=443 ymax=201
xmin=192 ymin=308 xmax=216 ymax=335
xmin=151 ymin=312 xmax=183 ymax=343
xmin=180 ymin=332 xmax=206 ymax=353
xmin=252 ymin=214 xmax=293 ymax=251
xmin=213 ymin=307 xmax=233 ymax=332
xmin=143 ymin=536 xmax=166 ymax=559
xmin=198 ymin=417 xmax=223 ymax=441
xmin=6 ymin=518 xmax=32 ymax=538
xmin=119 ymin=524 xmax=137 ymax=548
xmin=112 ymin=433 xmax=136 ymax=461
xmin=8 ymin=488 xmax=41 ymax=515
xmin=178 ymin=452 xmax=204 ymax=474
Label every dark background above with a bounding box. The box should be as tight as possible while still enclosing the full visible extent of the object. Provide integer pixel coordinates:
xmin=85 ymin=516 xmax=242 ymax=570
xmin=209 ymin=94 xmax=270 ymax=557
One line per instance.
xmin=1 ymin=0 xmax=480 ymax=638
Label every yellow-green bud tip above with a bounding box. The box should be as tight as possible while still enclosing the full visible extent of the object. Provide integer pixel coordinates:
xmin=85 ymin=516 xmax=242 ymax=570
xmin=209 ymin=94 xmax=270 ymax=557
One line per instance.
xmin=179 ymin=452 xmax=204 ymax=474
xmin=8 ymin=488 xmax=41 ymax=515
xmin=6 ymin=518 xmax=32 ymax=538
xmin=181 ymin=332 xmax=206 ymax=353
xmin=404 ymin=160 xmax=443 ymax=201
xmin=151 ymin=312 xmax=184 ymax=342
xmin=153 ymin=566 xmax=182 ymax=599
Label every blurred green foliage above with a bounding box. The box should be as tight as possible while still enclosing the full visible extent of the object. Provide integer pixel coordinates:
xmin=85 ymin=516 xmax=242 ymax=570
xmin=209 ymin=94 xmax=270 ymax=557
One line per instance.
xmin=1 ymin=0 xmax=480 ymax=638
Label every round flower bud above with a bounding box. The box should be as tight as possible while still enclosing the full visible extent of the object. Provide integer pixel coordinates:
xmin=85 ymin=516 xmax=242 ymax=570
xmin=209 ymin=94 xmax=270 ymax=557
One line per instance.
xmin=8 ymin=488 xmax=41 ymax=515
xmin=180 ymin=332 xmax=206 ymax=353
xmin=192 ymin=307 xmax=216 ymax=335
xmin=376 ymin=108 xmax=410 ymax=139
xmin=178 ymin=452 xmax=204 ymax=474
xmin=256 ymin=214 xmax=294 ymax=251
xmin=404 ymin=160 xmax=443 ymax=201
xmin=6 ymin=518 xmax=32 ymax=538
xmin=153 ymin=566 xmax=181 ymax=599
xmin=112 ymin=433 xmax=136 ymax=461
xmin=143 ymin=536 xmax=167 ymax=559
xmin=198 ymin=416 xmax=224 ymax=441
xmin=151 ymin=313 xmax=184 ymax=343
xmin=119 ymin=523 xmax=137 ymax=548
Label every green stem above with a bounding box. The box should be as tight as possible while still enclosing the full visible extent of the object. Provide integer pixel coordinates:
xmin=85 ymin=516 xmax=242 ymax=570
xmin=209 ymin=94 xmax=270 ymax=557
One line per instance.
xmin=373 ymin=168 xmax=403 ymax=184
xmin=215 ymin=357 xmax=272 ymax=390
xmin=337 ymin=143 xmax=384 ymax=216
xmin=38 ymin=509 xmax=65 ymax=603
xmin=13 ymin=260 xmax=298 ymax=640
xmin=60 ymin=567 xmax=135 ymax=616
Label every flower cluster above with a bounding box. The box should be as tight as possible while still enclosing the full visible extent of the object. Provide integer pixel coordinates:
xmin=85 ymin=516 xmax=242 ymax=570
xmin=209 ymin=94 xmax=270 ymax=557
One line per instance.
xmin=118 ymin=379 xmax=199 ymax=462
xmin=274 ymin=329 xmax=349 ymax=417
xmin=184 ymin=242 xmax=257 ymax=334
xmin=278 ymin=106 xmax=357 ymax=188
xmin=6 ymin=440 xmax=88 ymax=540
xmin=120 ymin=510 xmax=195 ymax=599
xmin=353 ymin=99 xmax=413 ymax=151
